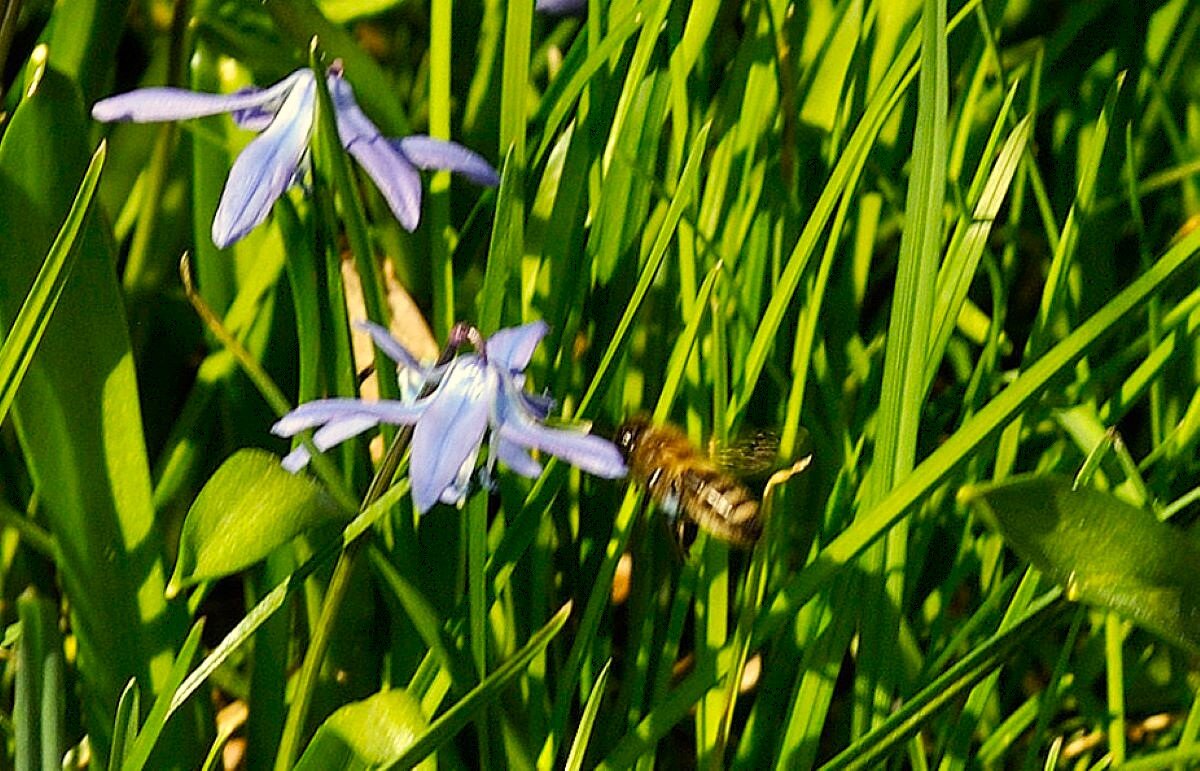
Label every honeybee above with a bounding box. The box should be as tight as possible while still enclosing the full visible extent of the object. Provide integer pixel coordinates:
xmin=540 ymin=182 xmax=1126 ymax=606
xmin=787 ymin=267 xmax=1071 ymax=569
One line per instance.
xmin=615 ymin=416 xmax=807 ymax=548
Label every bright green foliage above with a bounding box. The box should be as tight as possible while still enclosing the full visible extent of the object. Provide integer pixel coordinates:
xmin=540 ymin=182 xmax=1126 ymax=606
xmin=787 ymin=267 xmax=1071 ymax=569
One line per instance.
xmin=0 ymin=0 xmax=1199 ymax=769
xmin=293 ymin=689 xmax=433 ymax=770
xmin=170 ymin=449 xmax=346 ymax=594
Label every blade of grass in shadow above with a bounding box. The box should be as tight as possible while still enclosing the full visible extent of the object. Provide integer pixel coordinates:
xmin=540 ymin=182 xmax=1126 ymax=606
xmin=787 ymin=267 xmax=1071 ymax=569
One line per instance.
xmin=576 ymin=121 xmax=711 ymax=417
xmin=121 ymin=620 xmax=206 ymax=771
xmin=15 ymin=590 xmax=64 ymax=771
xmin=596 ymin=657 xmax=719 ymax=770
xmin=390 ymin=603 xmax=573 ymax=771
xmin=530 ymin=10 xmax=648 ymax=168
xmin=367 ymin=544 xmax=476 ymax=692
xmin=819 ymin=591 xmax=1067 ymax=770
xmin=994 ymin=73 xmax=1125 ymax=479
xmin=0 ymin=141 xmax=104 ymax=427
xmin=757 ymin=223 xmax=1200 ymax=645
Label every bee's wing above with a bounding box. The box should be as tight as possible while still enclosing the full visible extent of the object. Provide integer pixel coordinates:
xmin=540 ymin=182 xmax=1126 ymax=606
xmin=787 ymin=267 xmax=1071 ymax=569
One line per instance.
xmin=708 ymin=427 xmax=809 ymax=479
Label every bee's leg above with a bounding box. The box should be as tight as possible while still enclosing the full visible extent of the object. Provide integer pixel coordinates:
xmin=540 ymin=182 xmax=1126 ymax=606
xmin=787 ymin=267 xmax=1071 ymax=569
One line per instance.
xmin=759 ymin=454 xmax=813 ymax=521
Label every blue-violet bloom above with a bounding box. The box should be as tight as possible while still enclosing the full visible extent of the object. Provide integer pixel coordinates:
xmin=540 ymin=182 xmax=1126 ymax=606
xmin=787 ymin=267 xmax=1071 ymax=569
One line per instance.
xmin=272 ymin=320 xmax=627 ymax=513
xmin=535 ymin=0 xmax=587 ymax=15
xmin=92 ymin=63 xmax=500 ymax=248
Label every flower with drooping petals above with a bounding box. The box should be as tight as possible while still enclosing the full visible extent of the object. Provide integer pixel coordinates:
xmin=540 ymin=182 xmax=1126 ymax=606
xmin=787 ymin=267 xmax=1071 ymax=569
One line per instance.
xmin=92 ymin=63 xmax=499 ymax=247
xmin=272 ymin=320 xmax=626 ymax=513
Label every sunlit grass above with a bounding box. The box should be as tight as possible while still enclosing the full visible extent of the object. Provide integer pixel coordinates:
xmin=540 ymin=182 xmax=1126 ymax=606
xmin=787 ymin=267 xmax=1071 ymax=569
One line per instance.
xmin=0 ymin=0 xmax=1197 ymax=768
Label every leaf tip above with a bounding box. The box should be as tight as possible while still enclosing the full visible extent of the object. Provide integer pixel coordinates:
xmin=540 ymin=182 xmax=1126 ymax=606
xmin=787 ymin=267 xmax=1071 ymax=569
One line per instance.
xmin=956 ymin=484 xmax=980 ymax=507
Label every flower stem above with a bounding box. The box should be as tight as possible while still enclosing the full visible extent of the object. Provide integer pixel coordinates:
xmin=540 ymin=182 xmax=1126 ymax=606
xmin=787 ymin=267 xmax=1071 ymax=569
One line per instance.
xmin=272 ymin=433 xmax=409 ymax=771
xmin=273 ymin=335 xmax=462 ymax=769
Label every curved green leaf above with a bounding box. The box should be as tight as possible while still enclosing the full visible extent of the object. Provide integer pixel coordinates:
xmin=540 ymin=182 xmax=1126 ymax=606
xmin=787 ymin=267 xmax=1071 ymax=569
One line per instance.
xmin=0 ymin=54 xmax=201 ymax=759
xmin=168 ymin=449 xmax=344 ymax=594
xmin=294 ymin=689 xmax=434 ymax=771
xmin=960 ymin=476 xmax=1200 ymax=654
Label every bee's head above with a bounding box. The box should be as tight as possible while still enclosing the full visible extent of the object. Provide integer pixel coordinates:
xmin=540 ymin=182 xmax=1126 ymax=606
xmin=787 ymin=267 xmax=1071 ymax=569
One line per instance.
xmin=615 ymin=415 xmax=651 ymax=459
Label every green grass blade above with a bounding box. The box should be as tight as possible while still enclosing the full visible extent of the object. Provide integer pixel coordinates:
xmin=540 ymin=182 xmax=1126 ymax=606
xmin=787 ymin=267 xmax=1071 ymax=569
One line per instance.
xmin=820 ymin=592 xmax=1067 ymax=770
xmin=107 ymin=681 xmax=141 ymax=771
xmin=0 ymin=141 xmax=104 ymax=428
xmin=0 ymin=55 xmax=203 ymax=759
xmin=757 ymin=223 xmax=1200 ymax=644
xmin=564 ymin=659 xmax=612 ymax=771
xmin=121 ymin=620 xmax=206 ymax=771
xmin=854 ymin=0 xmax=948 ymax=737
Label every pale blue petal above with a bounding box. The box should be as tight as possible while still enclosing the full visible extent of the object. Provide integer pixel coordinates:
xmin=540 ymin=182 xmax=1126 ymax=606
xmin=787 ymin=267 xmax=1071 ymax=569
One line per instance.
xmin=279 ymin=414 xmax=381 ymax=471
xmin=282 ymin=446 xmax=312 ymax=473
xmin=492 ymin=376 xmax=625 ymax=477
xmin=230 ymin=91 xmax=276 ymax=131
xmin=410 ymin=362 xmax=495 ymax=513
xmin=396 ymin=136 xmax=500 ymax=187
xmin=497 ymin=436 xmax=543 ymax=478
xmin=438 ymin=448 xmax=480 ymax=507
xmin=212 ymin=72 xmax=316 ymax=247
xmin=535 ymin=0 xmax=587 ymax=15
xmin=92 ymin=70 xmax=305 ymax=123
xmin=521 ymin=390 xmax=555 ymax=419
xmin=271 ymin=397 xmax=426 ymax=437
xmin=354 ymin=320 xmax=424 ymax=370
xmin=497 ymin=418 xmax=627 ymax=478
xmin=332 ymin=77 xmax=423 ymax=231
xmin=312 ymin=415 xmax=380 ymax=451
xmin=487 ymin=321 xmax=548 ymax=371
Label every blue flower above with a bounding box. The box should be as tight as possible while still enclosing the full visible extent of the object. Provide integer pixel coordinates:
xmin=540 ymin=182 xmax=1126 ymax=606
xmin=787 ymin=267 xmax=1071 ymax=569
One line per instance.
xmin=92 ymin=64 xmax=500 ymax=248
xmin=272 ymin=321 xmax=627 ymax=513
xmin=535 ymin=0 xmax=587 ymax=14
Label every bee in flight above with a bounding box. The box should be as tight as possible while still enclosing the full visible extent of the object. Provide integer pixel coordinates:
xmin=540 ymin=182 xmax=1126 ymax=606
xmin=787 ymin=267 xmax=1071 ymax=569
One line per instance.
xmin=615 ymin=416 xmax=810 ymax=549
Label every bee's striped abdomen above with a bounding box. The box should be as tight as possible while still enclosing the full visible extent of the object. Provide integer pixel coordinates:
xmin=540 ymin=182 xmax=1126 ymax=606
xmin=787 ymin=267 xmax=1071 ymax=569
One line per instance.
xmin=616 ymin=417 xmax=763 ymax=548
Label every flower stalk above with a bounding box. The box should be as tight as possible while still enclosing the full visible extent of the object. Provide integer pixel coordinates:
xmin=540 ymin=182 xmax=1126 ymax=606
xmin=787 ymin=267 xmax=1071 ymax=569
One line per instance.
xmin=273 ymin=333 xmax=463 ymax=771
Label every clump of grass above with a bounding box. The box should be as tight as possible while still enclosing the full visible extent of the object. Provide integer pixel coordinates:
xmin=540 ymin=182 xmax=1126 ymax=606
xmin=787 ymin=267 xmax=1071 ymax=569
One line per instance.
xmin=0 ymin=1 xmax=1197 ymax=769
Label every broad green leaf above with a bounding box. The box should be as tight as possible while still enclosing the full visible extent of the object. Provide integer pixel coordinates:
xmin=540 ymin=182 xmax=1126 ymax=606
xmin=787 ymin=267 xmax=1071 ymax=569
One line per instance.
xmin=294 ymin=689 xmax=434 ymax=771
xmin=961 ymin=476 xmax=1200 ymax=655
xmin=169 ymin=449 xmax=345 ymax=594
xmin=0 ymin=51 xmax=201 ymax=758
